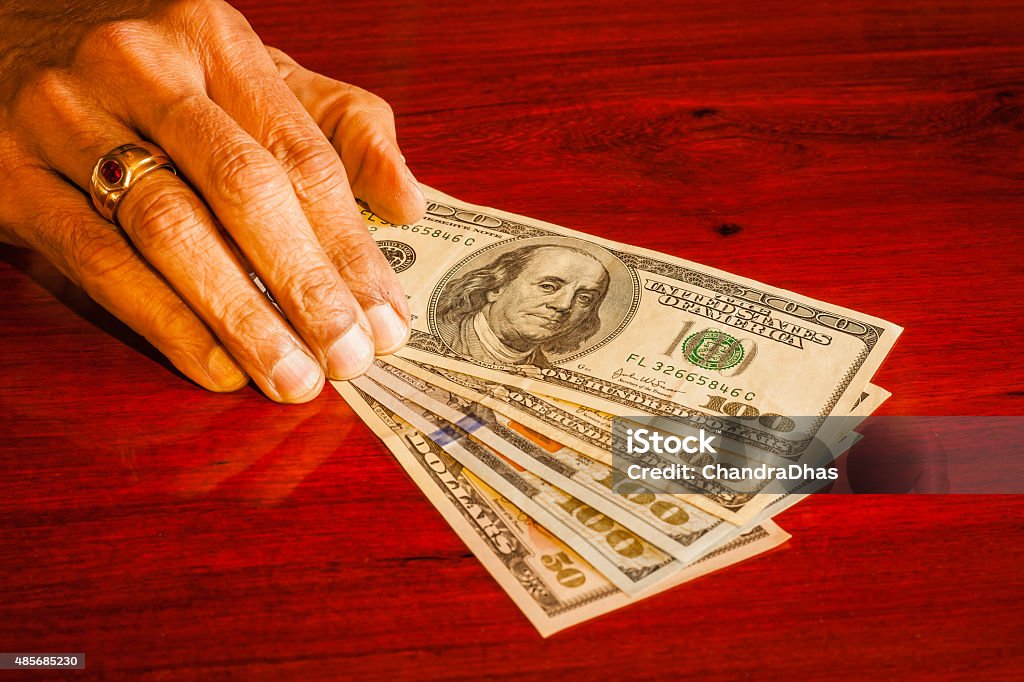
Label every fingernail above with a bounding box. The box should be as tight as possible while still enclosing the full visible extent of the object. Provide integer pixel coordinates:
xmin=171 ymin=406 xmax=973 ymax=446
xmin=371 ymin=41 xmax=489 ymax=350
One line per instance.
xmin=272 ymin=348 xmax=324 ymax=401
xmin=207 ymin=347 xmax=248 ymax=390
xmin=366 ymin=304 xmax=410 ymax=354
xmin=326 ymin=325 xmax=375 ymax=379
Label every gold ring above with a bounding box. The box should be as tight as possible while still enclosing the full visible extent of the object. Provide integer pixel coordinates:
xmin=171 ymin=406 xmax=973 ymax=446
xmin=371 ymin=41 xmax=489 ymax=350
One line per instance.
xmin=89 ymin=142 xmax=176 ymax=224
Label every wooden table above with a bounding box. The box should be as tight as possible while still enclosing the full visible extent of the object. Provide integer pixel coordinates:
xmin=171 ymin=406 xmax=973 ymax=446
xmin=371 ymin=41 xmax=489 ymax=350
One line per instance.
xmin=1 ymin=0 xmax=1022 ymax=678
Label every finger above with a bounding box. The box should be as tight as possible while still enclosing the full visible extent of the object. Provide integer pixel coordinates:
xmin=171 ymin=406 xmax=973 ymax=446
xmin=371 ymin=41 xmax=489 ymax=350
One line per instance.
xmin=83 ymin=52 xmax=378 ymax=380
xmin=267 ymin=46 xmax=426 ymax=227
xmin=214 ymin=71 xmax=414 ymax=353
xmin=11 ymin=167 xmax=249 ymax=394
xmin=119 ymin=173 xmax=329 ymax=402
xmin=14 ymin=72 xmax=329 ymax=402
xmin=190 ymin=22 xmax=413 ymax=352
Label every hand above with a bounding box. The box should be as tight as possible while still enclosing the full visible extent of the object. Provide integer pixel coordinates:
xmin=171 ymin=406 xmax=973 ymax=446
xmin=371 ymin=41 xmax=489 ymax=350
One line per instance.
xmin=0 ymin=0 xmax=426 ymax=402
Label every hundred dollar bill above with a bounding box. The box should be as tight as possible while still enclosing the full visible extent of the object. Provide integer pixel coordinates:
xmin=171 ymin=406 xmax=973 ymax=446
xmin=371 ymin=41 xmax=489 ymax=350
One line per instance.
xmin=367 ymin=186 xmax=901 ymax=461
xmin=382 ymin=354 xmax=887 ymax=525
xmin=350 ymin=375 xmax=682 ymax=595
xmin=335 ymin=380 xmax=790 ymax=637
xmin=375 ymin=360 xmax=867 ymax=528
xmin=387 ymin=353 xmax=881 ymax=467
xmin=363 ymin=361 xmax=739 ymax=562
xmin=538 ymin=387 xmax=885 ymax=525
xmin=385 ymin=354 xmax=613 ymax=462
xmin=534 ymin=384 xmax=886 ymax=463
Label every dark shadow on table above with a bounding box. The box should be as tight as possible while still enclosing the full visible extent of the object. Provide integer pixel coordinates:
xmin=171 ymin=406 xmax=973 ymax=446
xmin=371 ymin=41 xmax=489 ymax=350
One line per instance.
xmin=0 ymin=243 xmax=267 ymax=400
xmin=0 ymin=244 xmax=176 ymax=372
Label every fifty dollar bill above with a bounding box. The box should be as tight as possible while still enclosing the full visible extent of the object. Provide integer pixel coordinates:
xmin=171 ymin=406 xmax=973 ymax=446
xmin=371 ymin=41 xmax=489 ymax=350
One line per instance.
xmin=335 ymin=380 xmax=789 ymax=637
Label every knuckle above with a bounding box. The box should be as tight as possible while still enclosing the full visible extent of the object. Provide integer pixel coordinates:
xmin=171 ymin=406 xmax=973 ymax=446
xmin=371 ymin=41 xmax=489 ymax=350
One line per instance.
xmin=322 ymin=237 xmax=392 ymax=304
xmin=295 ymin=166 xmax=347 ymax=208
xmin=70 ymin=223 xmax=133 ymax=284
xmin=208 ymin=287 xmax=293 ymax=373
xmin=374 ymin=97 xmax=395 ymax=123
xmin=165 ymin=0 xmax=264 ymax=68
xmin=362 ymin=130 xmax=398 ymax=162
xmin=209 ymin=139 xmax=289 ymax=208
xmin=15 ymin=69 xmax=74 ymax=123
xmin=25 ymin=68 xmax=70 ymax=106
xmin=86 ymin=19 xmax=150 ymax=56
xmin=268 ymin=125 xmax=325 ymax=170
xmin=64 ymin=127 xmax=108 ymax=161
xmin=272 ymin=132 xmax=346 ymax=204
xmin=351 ymin=88 xmax=394 ymax=122
xmin=345 ymin=104 xmax=396 ymax=143
xmin=140 ymin=294 xmax=196 ymax=345
xmin=181 ymin=0 xmax=249 ymax=38
xmin=331 ymin=87 xmax=396 ymax=138
xmin=123 ymin=187 xmax=199 ymax=258
xmin=264 ymin=45 xmax=286 ymax=62
xmin=265 ymin=46 xmax=299 ymax=78
xmin=153 ymin=91 xmax=207 ymax=130
xmin=179 ymin=0 xmax=230 ymax=17
xmin=213 ymin=285 xmax=266 ymax=340
xmin=286 ymin=263 xmax=354 ymax=323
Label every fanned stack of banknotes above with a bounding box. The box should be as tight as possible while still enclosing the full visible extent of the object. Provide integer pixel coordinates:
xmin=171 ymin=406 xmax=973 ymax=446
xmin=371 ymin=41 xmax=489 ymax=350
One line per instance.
xmin=332 ymin=187 xmax=901 ymax=637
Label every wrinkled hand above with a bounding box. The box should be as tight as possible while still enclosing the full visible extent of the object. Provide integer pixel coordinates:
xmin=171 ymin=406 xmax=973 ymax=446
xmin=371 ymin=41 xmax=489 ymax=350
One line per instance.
xmin=0 ymin=0 xmax=425 ymax=402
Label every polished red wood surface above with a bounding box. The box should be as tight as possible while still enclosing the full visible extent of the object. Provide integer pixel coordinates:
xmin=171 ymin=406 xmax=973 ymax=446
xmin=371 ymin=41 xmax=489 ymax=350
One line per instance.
xmin=2 ymin=1 xmax=1023 ymax=679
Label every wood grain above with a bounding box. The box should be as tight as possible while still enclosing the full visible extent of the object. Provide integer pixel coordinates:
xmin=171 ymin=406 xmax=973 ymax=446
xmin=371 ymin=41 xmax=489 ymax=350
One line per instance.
xmin=1 ymin=0 xmax=1022 ymax=679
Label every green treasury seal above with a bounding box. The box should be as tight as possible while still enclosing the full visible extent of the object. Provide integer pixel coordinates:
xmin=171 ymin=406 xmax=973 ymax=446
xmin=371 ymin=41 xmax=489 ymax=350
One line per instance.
xmin=683 ymin=330 xmax=745 ymax=370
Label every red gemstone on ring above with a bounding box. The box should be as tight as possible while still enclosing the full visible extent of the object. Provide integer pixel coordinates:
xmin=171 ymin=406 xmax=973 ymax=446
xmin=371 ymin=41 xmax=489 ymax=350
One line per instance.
xmin=100 ymin=159 xmax=124 ymax=185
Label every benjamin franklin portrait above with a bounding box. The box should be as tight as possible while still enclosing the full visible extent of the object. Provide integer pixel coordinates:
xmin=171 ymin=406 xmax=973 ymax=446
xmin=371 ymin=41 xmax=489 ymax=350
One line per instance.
xmin=434 ymin=243 xmax=613 ymax=368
